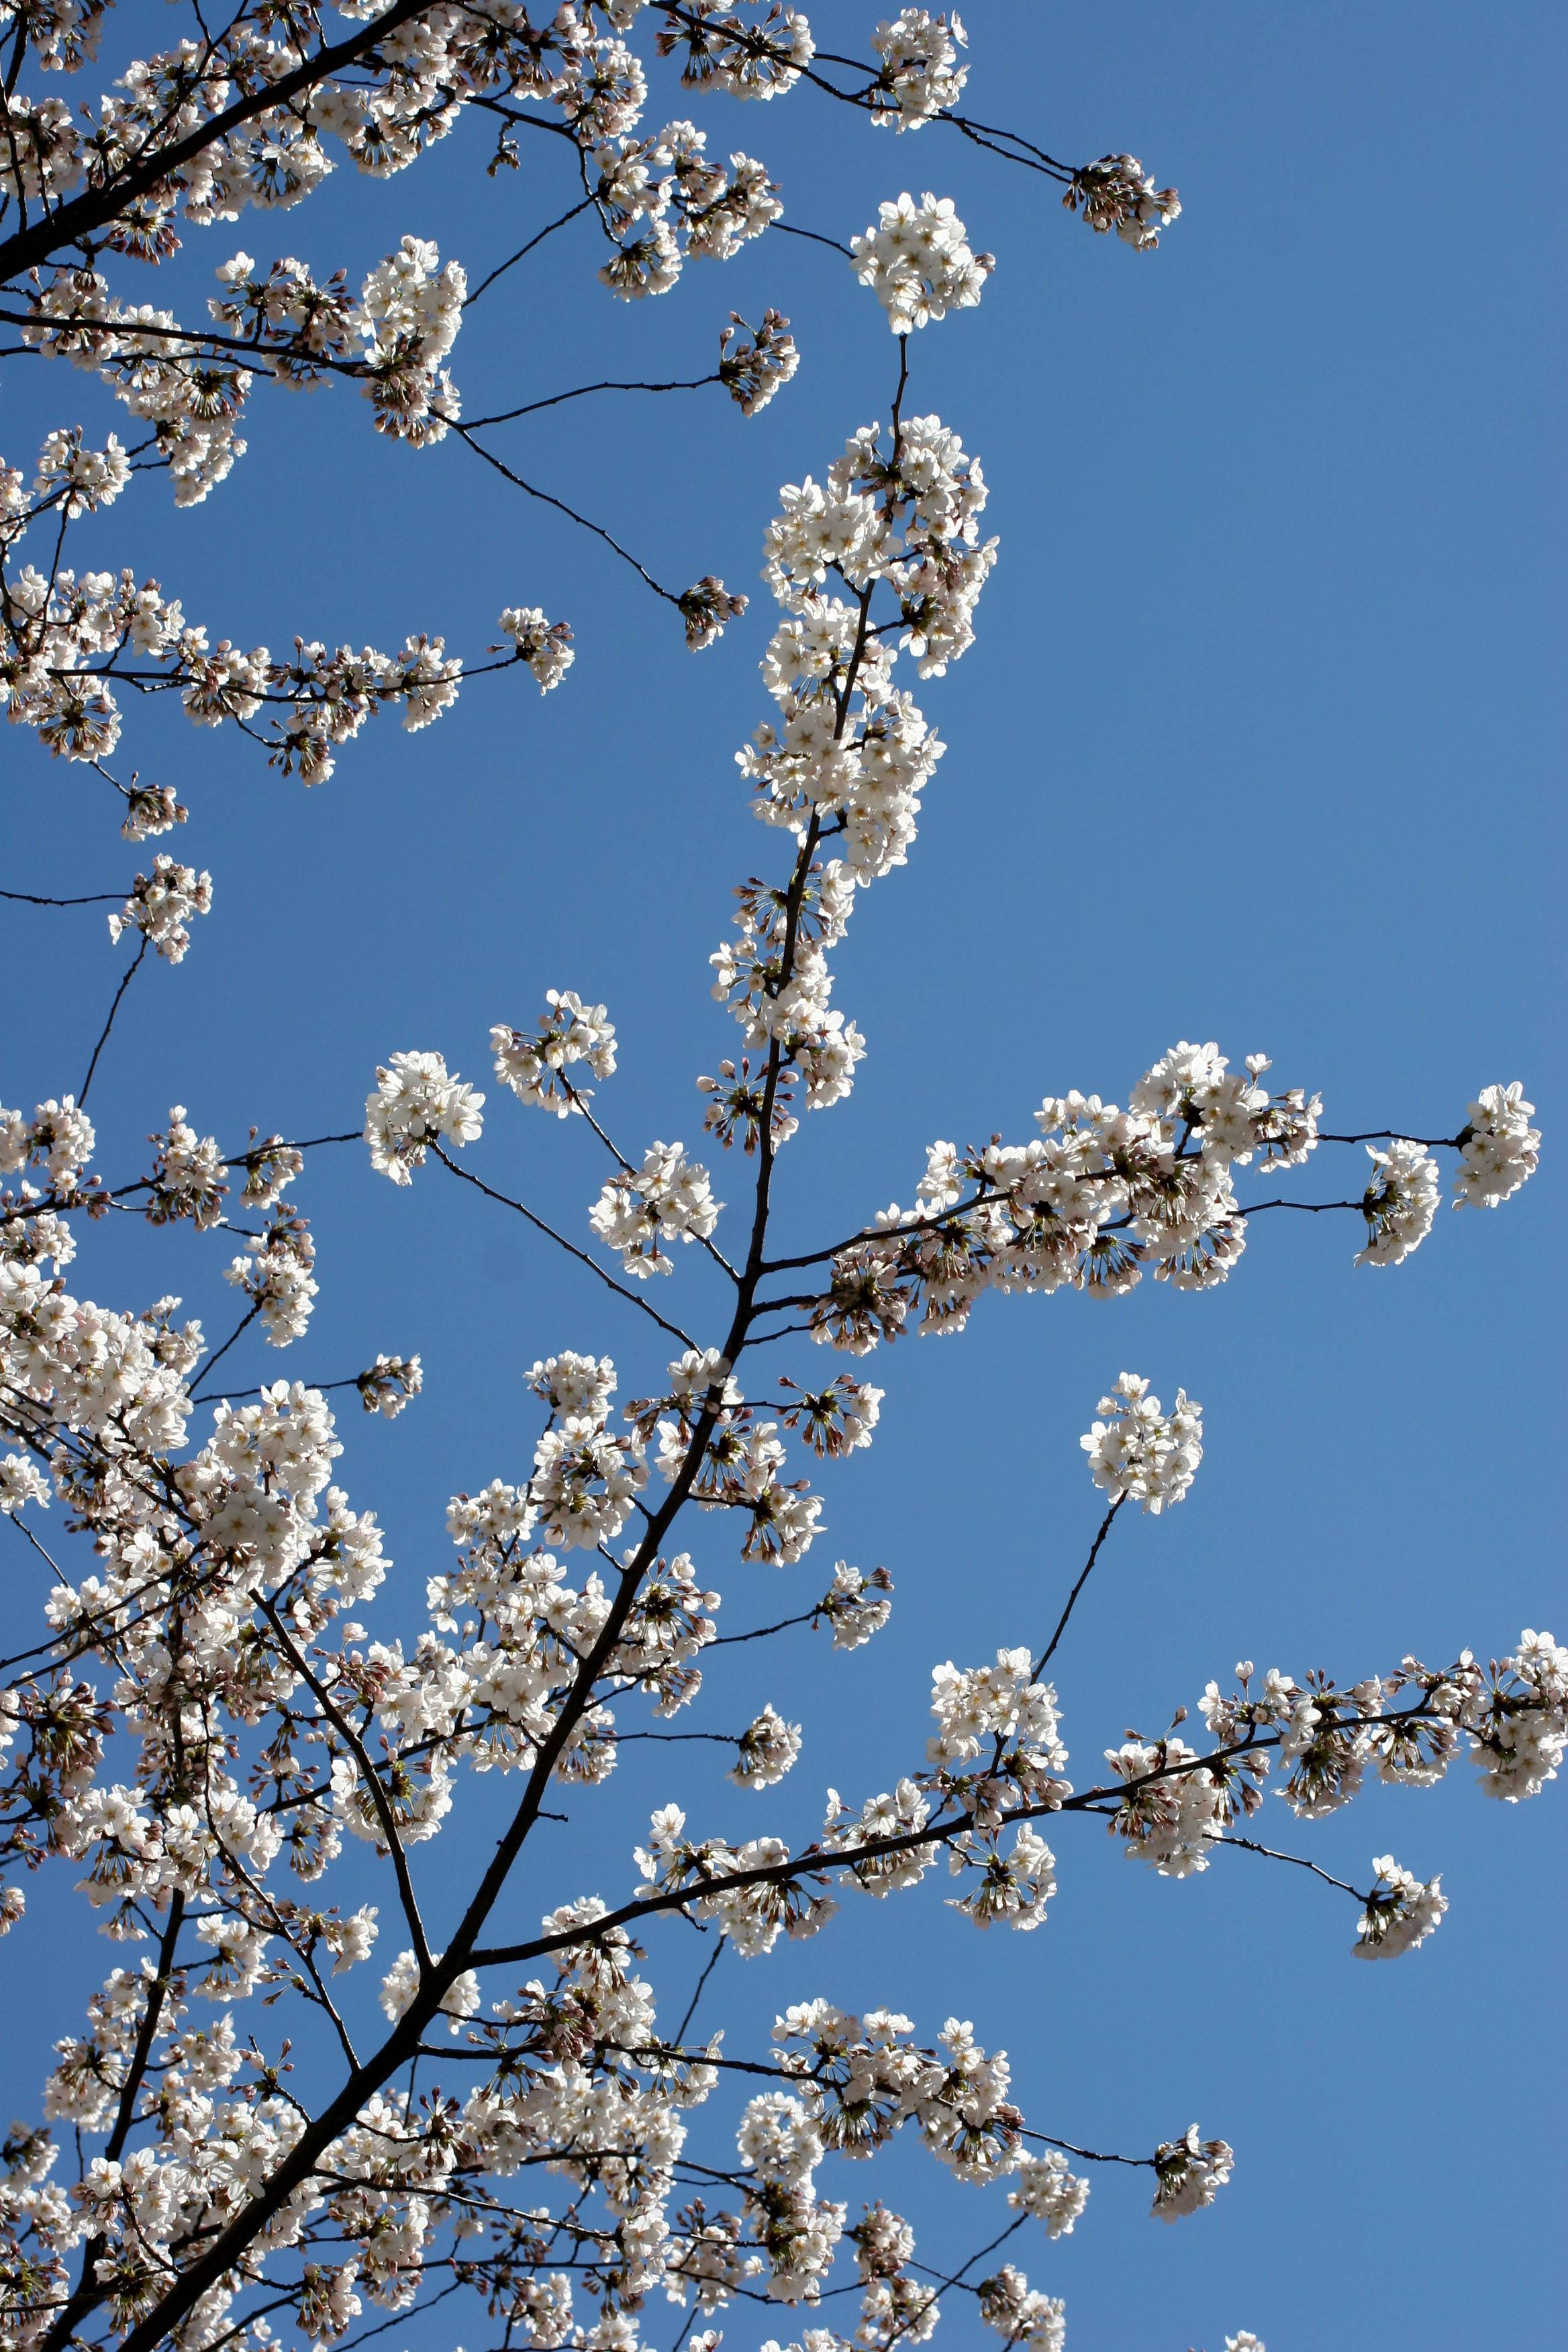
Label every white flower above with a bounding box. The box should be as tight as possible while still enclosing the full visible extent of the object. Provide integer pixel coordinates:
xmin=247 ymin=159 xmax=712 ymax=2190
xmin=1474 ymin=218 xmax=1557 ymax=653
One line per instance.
xmin=1353 ymin=1855 xmax=1447 ymax=1959
xmin=928 ymin=1651 xmax=1065 ymax=1771
xmin=499 ymin=607 xmax=575 ymax=693
xmin=323 ymin=1907 xmax=379 ymax=1973
xmin=736 ymin=2092 xmax=822 ymax=2186
xmin=493 ymin=991 xmax=616 ymax=1114
xmin=365 ymin=1050 xmax=484 ymax=1183
xmin=224 ymin=1214 xmax=317 ymax=1344
xmin=1453 ymin=1081 xmax=1540 ymax=1210
xmin=142 ymin=1108 xmax=228 ymax=1236
xmin=527 ymin=1351 xmax=617 ymax=1420
xmin=976 ymin=2266 xmax=1064 ymax=2351
xmin=1080 ymin=1373 xmax=1203 ymax=1512
xmin=589 ymin=1141 xmax=720 ymax=1275
xmin=1106 ymin=1737 xmax=1226 ymax=1875
xmin=0 ymin=1455 xmax=50 ymax=1514
xmin=850 ymin=191 xmax=993 ymax=333
xmin=1151 ymin=2122 xmax=1234 ymax=2220
xmin=870 ymin=11 xmax=970 ymax=131
xmin=0 ymin=1096 xmax=95 ymax=1189
xmin=531 ymin=1416 xmax=645 ymax=1550
xmin=731 ymin=1703 xmax=802 ymax=1788
xmin=356 ymin=1354 xmax=422 ymax=1416
xmin=1008 ymin=2150 xmax=1089 ymax=2237
xmin=820 ymin=1560 xmax=894 ymax=1649
xmin=109 ymin=855 xmax=213 ymax=964
xmin=1474 ymin=1628 xmax=1568 ymax=1800
xmin=949 ymin=1824 xmax=1057 ymax=1931
xmin=378 ymin=1947 xmax=479 ymax=2028
xmin=1356 ymin=1139 xmax=1438 ymax=1266
xmin=1065 ymin=153 xmax=1181 ymax=249
xmin=354 ymin=234 xmax=466 ymax=444
xmin=36 ymin=428 xmax=130 ymax=516
xmin=719 ymin=307 xmax=799 ymax=415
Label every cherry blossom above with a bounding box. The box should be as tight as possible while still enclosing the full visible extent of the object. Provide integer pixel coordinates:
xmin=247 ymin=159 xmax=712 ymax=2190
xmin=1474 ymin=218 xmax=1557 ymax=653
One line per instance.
xmin=1357 ymin=1138 xmax=1440 ymax=1266
xmin=1453 ymin=1081 xmax=1540 ymax=1209
xmin=1081 ymin=1374 xmax=1204 ymax=1512
xmin=1353 ymin=1855 xmax=1448 ymax=1959
xmin=1151 ymin=2124 xmax=1235 ymax=2222
xmin=869 ymin=11 xmax=971 ymax=130
xmin=590 ymin=1140 xmax=722 ymax=1274
xmin=107 ymin=856 xmax=213 ymax=964
xmin=850 ymin=192 xmax=994 ymax=332
xmin=364 ymin=1050 xmax=485 ymax=1183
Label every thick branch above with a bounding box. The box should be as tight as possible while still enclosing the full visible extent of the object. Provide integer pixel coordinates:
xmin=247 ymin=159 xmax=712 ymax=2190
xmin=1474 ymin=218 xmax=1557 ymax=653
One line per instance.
xmin=0 ymin=1 xmax=442 ymax=284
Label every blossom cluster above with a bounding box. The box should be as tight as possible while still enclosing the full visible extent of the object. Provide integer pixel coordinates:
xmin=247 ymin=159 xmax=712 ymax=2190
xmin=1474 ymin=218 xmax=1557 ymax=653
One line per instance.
xmin=800 ymin=1042 xmax=1537 ymax=1350
xmin=850 ymin=191 xmax=993 ymax=332
xmin=1065 ymin=153 xmax=1183 ymax=248
xmin=591 ymin=1141 xmax=722 ymax=1276
xmin=594 ymin=117 xmax=782 ymax=298
xmin=492 ymin=991 xmax=618 ymax=1115
xmin=224 ymin=1211 xmax=319 ymax=1346
xmin=0 ymin=1096 xmax=96 ymax=1194
xmin=1353 ymin=1854 xmax=1448 ymax=1959
xmin=498 ymin=606 xmax=577 ymax=693
xmin=1 ymin=456 xmax=542 ymax=805
xmin=365 ymin=1050 xmax=485 ymax=1184
xmin=719 ymin=307 xmax=802 ymax=416
xmin=107 ymin=854 xmax=213 ymax=964
xmin=691 ymin=389 xmax=1001 ymax=1167
xmin=869 ymin=10 xmax=971 ymax=130
xmin=1357 ymin=1137 xmax=1440 ymax=1266
xmin=1453 ymin=1081 xmax=1540 ymax=1209
xmin=1081 ymin=1373 xmax=1204 ymax=1514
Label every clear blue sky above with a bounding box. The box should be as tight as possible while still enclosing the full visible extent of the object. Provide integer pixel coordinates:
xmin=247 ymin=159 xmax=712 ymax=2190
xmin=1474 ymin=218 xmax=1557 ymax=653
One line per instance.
xmin=5 ymin=6 xmax=1564 ymax=2346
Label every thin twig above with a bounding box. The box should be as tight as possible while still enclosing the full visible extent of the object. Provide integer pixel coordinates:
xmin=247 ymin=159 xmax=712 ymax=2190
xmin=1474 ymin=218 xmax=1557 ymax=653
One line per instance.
xmin=462 ymin=195 xmax=596 ymax=307
xmin=431 ymin=1143 xmax=700 ymax=1349
xmin=0 ymin=886 xmax=125 ymax=906
xmin=187 ymin=1302 xmax=264 ymax=1402
xmin=258 ymin=1594 xmax=434 ymax=1969
xmin=1032 ymin=1498 xmax=1124 ymax=1683
xmin=1217 ymin=1833 xmax=1369 ymax=1902
xmin=454 ymin=428 xmax=683 ymax=608
xmin=467 ymin=371 xmax=720 ymax=429
xmin=673 ymin=1934 xmax=726 ymax=2043
xmin=1318 ymin=1130 xmax=1461 ymax=1148
xmin=79 ymin=934 xmax=148 ymax=1104
xmin=773 ymin=219 xmax=854 ymax=258
xmin=1239 ymin=1197 xmax=1363 ymax=1216
xmin=707 ymin=1607 xmax=818 ymax=1648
